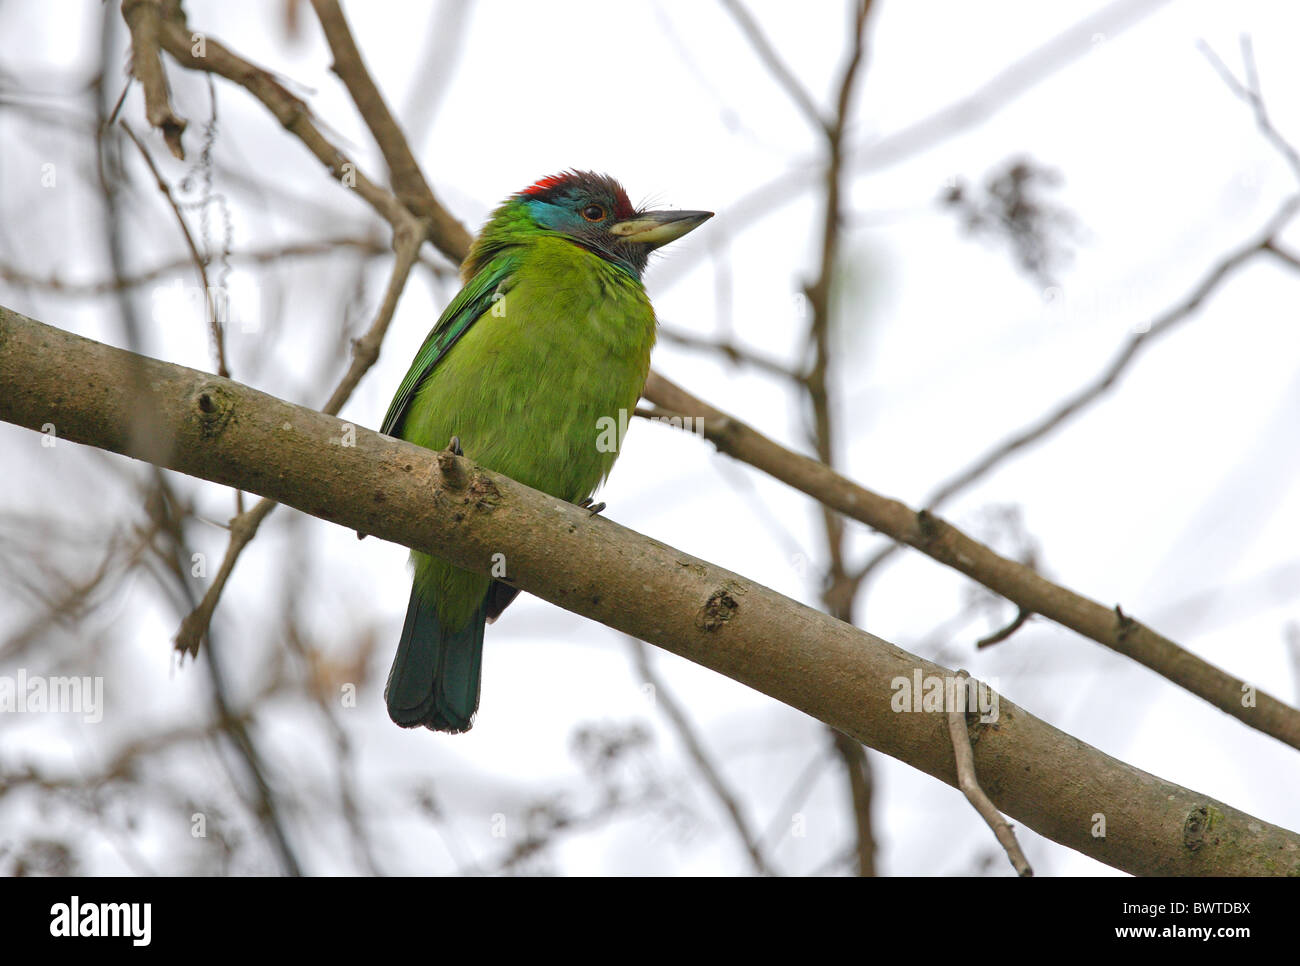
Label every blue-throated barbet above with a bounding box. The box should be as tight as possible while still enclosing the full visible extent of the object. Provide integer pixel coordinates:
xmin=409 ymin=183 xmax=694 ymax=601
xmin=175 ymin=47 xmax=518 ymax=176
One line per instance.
xmin=380 ymin=171 xmax=712 ymax=732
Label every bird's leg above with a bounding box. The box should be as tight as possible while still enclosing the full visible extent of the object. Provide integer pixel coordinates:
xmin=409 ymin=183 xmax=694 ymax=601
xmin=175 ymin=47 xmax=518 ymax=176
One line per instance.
xmin=580 ymin=496 xmax=607 ymax=517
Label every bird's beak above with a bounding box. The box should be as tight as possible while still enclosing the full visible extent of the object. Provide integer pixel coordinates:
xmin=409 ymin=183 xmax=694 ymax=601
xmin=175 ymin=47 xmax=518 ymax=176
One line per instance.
xmin=610 ymin=209 xmax=714 ymax=248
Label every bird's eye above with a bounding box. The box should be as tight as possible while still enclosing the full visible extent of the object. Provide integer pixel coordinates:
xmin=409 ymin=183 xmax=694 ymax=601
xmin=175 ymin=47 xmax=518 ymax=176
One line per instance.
xmin=581 ymin=204 xmax=606 ymax=222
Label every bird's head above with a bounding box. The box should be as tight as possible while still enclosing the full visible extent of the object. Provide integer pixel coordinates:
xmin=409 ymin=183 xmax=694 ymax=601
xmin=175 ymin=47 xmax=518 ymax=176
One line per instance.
xmin=500 ymin=170 xmax=712 ymax=278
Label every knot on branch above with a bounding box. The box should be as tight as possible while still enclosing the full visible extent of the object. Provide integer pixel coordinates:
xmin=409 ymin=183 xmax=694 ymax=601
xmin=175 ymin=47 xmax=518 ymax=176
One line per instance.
xmin=1113 ymin=604 xmax=1138 ymax=643
xmin=1182 ymin=804 xmax=1223 ymax=853
xmin=697 ymin=588 xmax=739 ymax=631
xmin=193 ymin=384 xmax=235 ymax=438
xmin=915 ymin=509 xmax=940 ymax=547
xmin=470 ymin=473 xmax=501 ymax=512
xmin=435 ymin=449 xmax=467 ymax=490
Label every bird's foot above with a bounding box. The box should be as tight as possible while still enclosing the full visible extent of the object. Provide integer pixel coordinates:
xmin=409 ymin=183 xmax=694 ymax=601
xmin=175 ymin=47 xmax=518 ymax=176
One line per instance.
xmin=446 ymin=435 xmax=464 ymax=457
xmin=580 ymin=497 xmax=607 ymax=517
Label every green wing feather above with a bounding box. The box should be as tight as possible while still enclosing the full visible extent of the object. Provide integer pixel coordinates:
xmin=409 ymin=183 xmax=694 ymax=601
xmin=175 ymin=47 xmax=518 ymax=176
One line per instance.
xmin=379 ymin=253 xmax=517 ymax=439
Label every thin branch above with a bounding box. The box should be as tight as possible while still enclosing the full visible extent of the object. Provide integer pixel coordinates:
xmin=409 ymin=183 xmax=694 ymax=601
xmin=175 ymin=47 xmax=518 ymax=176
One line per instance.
xmin=152 ymin=7 xmax=421 ymax=238
xmin=853 ymin=0 xmax=1171 ymax=176
xmin=717 ymin=0 xmax=828 ymax=135
xmin=141 ymin=469 xmax=303 ymax=875
xmin=791 ymin=0 xmax=877 ymax=878
xmin=946 ymin=671 xmax=1032 ymax=877
xmin=628 ymin=637 xmax=774 ymax=876
xmin=1198 ymin=38 xmax=1300 ymax=185
xmin=656 ymin=323 xmax=806 ymax=383
xmin=830 ymin=732 xmax=876 ymax=876
xmin=321 ymin=215 xmax=426 ymax=416
xmin=853 ymin=193 xmax=1300 ymax=586
xmin=398 ymin=0 xmax=471 ymax=149
xmin=308 ymin=0 xmax=473 ymax=256
xmin=976 ymin=607 xmax=1032 ymax=649
xmin=121 ymin=0 xmax=187 ymax=158
xmin=173 ymin=215 xmax=426 ymax=657
xmin=648 ymin=0 xmax=1171 ymax=293
xmin=1265 ymin=240 xmax=1300 ymax=271
xmin=638 ymin=371 xmax=1300 ymax=752
xmin=120 ymin=120 xmax=230 ymax=378
xmin=0 ymin=236 xmax=450 ymax=296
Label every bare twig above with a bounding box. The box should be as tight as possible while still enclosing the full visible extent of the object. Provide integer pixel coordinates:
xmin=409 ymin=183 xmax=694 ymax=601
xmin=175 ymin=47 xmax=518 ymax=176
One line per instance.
xmin=717 ymin=0 xmax=827 ymax=134
xmin=121 ymin=0 xmax=187 ymax=158
xmin=309 ymin=0 xmax=473 ymax=255
xmin=0 ymin=236 xmax=450 ymax=296
xmin=138 ymin=0 xmax=448 ymax=657
xmin=946 ymin=671 xmax=1032 ymax=877
xmin=1198 ymin=38 xmax=1300 ymax=185
xmin=120 ymin=120 xmax=230 ymax=378
xmin=141 ymin=469 xmax=304 ymax=875
xmin=656 ymin=323 xmax=805 ymax=383
xmin=796 ymin=0 xmax=878 ymax=878
xmin=639 ymin=371 xmax=1300 ymax=752
xmin=976 ymin=607 xmax=1032 ymax=649
xmin=152 ymin=8 xmax=420 ymax=238
xmin=174 ymin=215 xmax=426 ymax=657
xmin=853 ymin=192 xmax=1300 ymax=587
xmin=628 ymin=637 xmax=774 ymax=876
xmin=8 ymin=304 xmax=1300 ymax=875
xmin=321 ymin=215 xmax=426 ymax=415
xmin=650 ymin=0 xmax=1172 ymax=293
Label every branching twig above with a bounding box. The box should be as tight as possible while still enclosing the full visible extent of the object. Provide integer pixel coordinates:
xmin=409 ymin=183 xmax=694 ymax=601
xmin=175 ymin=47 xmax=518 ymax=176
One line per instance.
xmin=1199 ymin=38 xmax=1300 ymax=185
xmin=7 ymin=303 xmax=1300 ymax=876
xmin=946 ymin=671 xmax=1032 ymax=877
xmin=976 ymin=607 xmax=1032 ymax=649
xmin=0 ymin=236 xmax=451 ymax=296
xmin=852 ymin=197 xmax=1300 ymax=588
xmin=152 ymin=7 xmax=424 ymax=240
xmin=121 ymin=0 xmax=187 ymax=158
xmin=173 ymin=215 xmax=426 ymax=657
xmin=717 ymin=0 xmax=827 ymax=135
xmin=649 ymin=0 xmax=1171 ymax=293
xmin=120 ymin=120 xmax=230 ymax=378
xmin=628 ymin=637 xmax=774 ymax=876
xmin=638 ymin=371 xmax=1300 ymax=752
xmin=308 ymin=0 xmax=473 ymax=256
xmin=656 ymin=323 xmax=805 ymax=383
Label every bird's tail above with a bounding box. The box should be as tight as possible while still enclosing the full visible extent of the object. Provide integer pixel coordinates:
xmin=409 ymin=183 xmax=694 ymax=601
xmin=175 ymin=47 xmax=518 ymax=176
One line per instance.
xmin=385 ymin=582 xmax=486 ymax=733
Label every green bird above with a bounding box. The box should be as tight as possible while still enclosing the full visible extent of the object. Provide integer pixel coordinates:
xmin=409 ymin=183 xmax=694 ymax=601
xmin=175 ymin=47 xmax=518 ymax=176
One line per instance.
xmin=380 ymin=171 xmax=712 ymax=733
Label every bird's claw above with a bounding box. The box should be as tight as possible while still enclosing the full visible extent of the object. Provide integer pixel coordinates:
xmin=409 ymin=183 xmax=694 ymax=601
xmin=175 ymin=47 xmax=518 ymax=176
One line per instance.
xmin=446 ymin=435 xmax=464 ymax=457
xmin=580 ymin=497 xmax=607 ymax=517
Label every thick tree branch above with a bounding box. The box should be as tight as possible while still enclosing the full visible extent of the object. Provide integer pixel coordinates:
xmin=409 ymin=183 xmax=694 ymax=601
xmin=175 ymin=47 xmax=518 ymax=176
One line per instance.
xmin=3 ymin=303 xmax=1298 ymax=876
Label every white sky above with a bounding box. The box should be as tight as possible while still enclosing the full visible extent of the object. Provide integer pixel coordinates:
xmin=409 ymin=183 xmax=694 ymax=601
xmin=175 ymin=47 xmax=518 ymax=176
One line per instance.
xmin=2 ymin=0 xmax=1299 ymax=875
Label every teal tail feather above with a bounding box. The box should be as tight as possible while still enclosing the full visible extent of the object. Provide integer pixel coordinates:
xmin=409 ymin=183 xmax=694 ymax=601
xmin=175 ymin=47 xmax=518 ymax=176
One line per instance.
xmin=385 ymin=583 xmax=486 ymax=732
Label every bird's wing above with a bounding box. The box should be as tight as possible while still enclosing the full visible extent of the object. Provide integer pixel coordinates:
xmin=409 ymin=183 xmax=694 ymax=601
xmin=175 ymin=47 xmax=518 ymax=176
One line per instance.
xmin=380 ymin=254 xmax=516 ymax=439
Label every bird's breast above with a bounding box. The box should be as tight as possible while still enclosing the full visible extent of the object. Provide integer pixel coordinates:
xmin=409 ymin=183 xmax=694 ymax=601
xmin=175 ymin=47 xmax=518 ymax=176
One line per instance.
xmin=406 ymin=243 xmax=657 ymax=502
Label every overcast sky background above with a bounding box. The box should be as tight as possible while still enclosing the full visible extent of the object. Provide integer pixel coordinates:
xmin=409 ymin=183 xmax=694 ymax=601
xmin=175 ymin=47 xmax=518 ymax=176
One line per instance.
xmin=2 ymin=0 xmax=1298 ymax=875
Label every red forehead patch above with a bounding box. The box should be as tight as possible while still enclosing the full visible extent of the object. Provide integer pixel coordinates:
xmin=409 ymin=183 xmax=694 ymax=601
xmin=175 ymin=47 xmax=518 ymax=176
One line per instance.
xmin=521 ymin=173 xmax=570 ymax=195
xmin=520 ymin=170 xmax=635 ymax=218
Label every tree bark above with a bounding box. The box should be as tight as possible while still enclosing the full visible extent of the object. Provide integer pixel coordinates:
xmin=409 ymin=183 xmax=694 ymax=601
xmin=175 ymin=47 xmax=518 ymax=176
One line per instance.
xmin=2 ymin=303 xmax=1297 ymax=876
